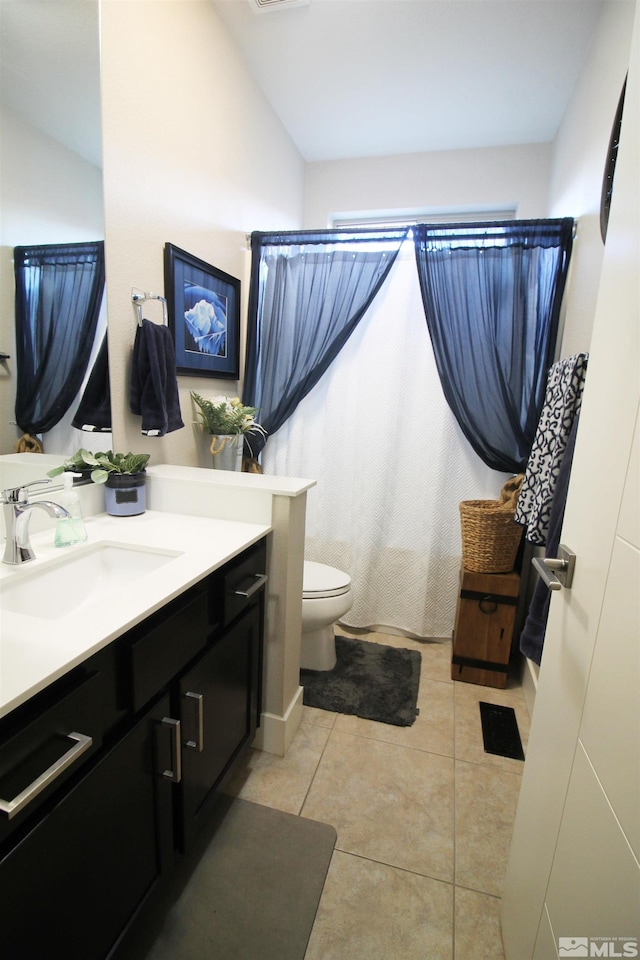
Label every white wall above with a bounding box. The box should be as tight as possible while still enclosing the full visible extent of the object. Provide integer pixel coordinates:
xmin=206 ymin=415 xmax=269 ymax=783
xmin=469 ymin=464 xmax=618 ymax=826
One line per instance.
xmin=99 ymin=0 xmax=305 ymax=465
xmin=303 ymin=142 xmax=552 ymax=227
xmin=4 ymin=0 xmax=632 ymax=466
xmin=549 ymin=0 xmax=635 ymax=357
xmin=0 ymin=106 xmax=104 ymax=456
xmin=304 ymin=0 xmax=636 ymax=361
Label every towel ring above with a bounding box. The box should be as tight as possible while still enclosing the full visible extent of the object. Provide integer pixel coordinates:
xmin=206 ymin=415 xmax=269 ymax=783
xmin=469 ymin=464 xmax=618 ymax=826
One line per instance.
xmin=131 ymin=289 xmax=169 ymax=327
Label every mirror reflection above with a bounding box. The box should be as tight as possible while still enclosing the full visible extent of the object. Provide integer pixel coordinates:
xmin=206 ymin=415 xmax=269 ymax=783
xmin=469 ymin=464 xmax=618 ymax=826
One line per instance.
xmin=0 ymin=0 xmax=110 ymax=478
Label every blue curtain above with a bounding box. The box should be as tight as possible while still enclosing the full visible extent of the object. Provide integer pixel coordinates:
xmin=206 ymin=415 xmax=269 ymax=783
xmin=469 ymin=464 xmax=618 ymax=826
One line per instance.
xmin=14 ymin=241 xmax=105 ymax=435
xmin=413 ymin=219 xmax=574 ymax=473
xmin=243 ymin=228 xmax=409 ymax=451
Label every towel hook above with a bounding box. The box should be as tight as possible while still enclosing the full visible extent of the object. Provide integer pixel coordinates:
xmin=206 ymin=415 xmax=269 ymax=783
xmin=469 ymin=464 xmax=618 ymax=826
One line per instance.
xmin=131 ymin=288 xmax=169 ymax=327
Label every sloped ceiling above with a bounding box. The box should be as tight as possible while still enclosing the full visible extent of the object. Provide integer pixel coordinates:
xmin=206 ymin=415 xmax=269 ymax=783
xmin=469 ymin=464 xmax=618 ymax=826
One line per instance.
xmin=0 ymin=0 xmax=605 ymax=167
xmin=0 ymin=0 xmax=102 ymax=167
xmin=211 ymin=0 xmax=605 ymax=161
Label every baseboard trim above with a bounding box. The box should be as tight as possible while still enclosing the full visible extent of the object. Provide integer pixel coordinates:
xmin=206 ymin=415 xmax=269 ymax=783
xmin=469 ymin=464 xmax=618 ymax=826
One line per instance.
xmin=252 ymin=685 xmax=305 ymax=756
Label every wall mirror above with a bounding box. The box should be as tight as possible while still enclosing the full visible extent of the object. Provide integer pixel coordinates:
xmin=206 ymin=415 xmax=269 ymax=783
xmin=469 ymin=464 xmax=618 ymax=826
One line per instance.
xmin=0 ymin=0 xmax=109 ymax=485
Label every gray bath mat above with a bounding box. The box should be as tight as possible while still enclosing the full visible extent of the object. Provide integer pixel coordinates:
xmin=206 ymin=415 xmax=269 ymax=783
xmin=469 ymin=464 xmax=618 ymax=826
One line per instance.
xmin=301 ymin=635 xmax=421 ymax=726
xmin=114 ymin=797 xmax=336 ymax=960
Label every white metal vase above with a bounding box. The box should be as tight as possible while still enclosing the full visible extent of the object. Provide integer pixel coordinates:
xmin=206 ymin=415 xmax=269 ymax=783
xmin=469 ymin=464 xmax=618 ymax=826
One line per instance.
xmin=209 ymin=435 xmax=243 ymax=471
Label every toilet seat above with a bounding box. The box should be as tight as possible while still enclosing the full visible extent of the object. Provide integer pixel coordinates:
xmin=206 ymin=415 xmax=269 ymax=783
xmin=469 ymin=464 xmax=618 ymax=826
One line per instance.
xmin=303 ymin=561 xmax=351 ymax=599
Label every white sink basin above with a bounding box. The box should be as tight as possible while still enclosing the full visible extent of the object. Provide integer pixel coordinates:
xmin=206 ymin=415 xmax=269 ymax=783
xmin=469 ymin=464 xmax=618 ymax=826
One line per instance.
xmin=0 ymin=543 xmax=182 ymax=620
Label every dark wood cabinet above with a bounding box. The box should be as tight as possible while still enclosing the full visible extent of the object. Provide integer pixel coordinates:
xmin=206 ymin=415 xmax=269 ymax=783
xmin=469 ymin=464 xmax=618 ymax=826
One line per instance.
xmin=451 ymin=568 xmax=520 ymax=688
xmin=178 ymin=601 xmax=263 ymax=850
xmin=0 ymin=692 xmax=174 ymax=960
xmin=0 ymin=537 xmax=267 ymax=960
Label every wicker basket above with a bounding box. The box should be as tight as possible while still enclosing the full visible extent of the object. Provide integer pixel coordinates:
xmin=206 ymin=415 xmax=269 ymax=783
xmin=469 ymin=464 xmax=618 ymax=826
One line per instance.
xmin=459 ymin=498 xmax=524 ymax=573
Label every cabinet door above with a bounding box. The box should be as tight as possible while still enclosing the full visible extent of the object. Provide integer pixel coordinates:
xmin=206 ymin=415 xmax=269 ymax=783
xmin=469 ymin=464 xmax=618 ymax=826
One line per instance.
xmin=0 ymin=694 xmax=175 ymax=960
xmin=178 ymin=602 xmax=262 ymax=850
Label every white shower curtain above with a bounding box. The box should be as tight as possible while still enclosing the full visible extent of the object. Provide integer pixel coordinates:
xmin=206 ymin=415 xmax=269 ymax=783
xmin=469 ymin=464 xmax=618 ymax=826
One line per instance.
xmin=262 ymin=242 xmax=508 ymax=638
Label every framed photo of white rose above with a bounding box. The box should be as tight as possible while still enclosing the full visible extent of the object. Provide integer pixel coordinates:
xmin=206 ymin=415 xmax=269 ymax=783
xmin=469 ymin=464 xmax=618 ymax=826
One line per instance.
xmin=164 ymin=243 xmax=240 ymax=379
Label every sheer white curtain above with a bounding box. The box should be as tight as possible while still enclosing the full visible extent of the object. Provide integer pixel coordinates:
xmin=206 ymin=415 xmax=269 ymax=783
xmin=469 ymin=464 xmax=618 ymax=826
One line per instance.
xmin=263 ymin=243 xmax=508 ymax=638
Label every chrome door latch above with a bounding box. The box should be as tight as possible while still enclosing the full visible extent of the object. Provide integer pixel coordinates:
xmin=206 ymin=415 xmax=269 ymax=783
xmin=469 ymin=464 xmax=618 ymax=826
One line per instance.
xmin=532 ymin=544 xmax=576 ymax=591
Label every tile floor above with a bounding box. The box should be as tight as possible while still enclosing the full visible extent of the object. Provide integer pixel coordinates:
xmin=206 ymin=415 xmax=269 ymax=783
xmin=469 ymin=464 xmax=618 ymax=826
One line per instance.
xmin=225 ymin=628 xmax=531 ymax=960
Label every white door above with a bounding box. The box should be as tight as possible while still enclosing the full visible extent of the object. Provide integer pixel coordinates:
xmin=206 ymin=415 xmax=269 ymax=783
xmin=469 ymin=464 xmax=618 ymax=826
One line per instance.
xmin=501 ymin=5 xmax=640 ymax=958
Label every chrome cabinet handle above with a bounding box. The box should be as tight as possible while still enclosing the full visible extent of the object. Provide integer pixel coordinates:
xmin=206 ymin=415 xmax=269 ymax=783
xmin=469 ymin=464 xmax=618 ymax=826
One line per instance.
xmin=183 ymin=692 xmax=204 ymax=752
xmin=160 ymin=717 xmax=182 ymax=782
xmin=233 ymin=573 xmax=268 ymax=599
xmin=532 ymin=544 xmax=576 ymax=591
xmin=0 ymin=731 xmax=93 ymax=820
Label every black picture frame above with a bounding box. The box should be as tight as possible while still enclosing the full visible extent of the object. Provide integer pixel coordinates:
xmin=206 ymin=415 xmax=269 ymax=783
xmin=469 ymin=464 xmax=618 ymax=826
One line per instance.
xmin=164 ymin=243 xmax=240 ymax=379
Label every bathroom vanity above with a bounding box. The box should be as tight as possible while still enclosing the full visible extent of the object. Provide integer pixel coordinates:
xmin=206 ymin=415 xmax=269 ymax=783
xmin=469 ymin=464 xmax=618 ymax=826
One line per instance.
xmin=0 ymin=528 xmax=267 ymax=959
xmin=0 ymin=463 xmax=315 ymax=960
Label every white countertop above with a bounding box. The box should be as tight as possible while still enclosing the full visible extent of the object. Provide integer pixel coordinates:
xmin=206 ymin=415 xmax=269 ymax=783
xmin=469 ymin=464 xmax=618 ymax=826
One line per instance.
xmin=147 ymin=463 xmax=316 ymax=497
xmin=0 ymin=510 xmax=270 ymax=719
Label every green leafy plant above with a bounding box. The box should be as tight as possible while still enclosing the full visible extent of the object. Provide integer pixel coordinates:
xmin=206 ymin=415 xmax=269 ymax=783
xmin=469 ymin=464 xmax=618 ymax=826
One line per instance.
xmin=48 ymin=449 xmax=150 ymax=484
xmin=191 ymin=392 xmax=266 ymax=457
xmin=47 ymin=450 xmax=97 ymax=478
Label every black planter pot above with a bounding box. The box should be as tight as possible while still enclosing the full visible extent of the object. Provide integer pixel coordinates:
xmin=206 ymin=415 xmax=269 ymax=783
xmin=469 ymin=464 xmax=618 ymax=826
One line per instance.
xmin=104 ymin=471 xmax=146 ymax=516
xmin=67 ymin=467 xmax=93 ymax=484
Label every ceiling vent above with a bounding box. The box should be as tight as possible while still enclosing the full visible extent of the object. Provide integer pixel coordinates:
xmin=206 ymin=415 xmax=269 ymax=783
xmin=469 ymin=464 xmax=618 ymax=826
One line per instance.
xmin=249 ymin=0 xmax=310 ymax=13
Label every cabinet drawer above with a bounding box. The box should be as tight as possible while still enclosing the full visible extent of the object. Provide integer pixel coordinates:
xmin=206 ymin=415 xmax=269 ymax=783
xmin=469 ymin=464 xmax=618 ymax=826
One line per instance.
xmin=0 ymin=693 xmax=173 ymax=960
xmin=0 ymin=666 xmax=104 ymax=844
xmin=221 ymin=538 xmax=267 ymax=627
xmin=127 ymin=584 xmax=209 ymax=713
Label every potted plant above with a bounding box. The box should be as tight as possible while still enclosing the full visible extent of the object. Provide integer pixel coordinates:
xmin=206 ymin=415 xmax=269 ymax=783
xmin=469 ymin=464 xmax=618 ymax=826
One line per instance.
xmin=191 ymin=392 xmax=266 ymax=471
xmin=52 ymin=449 xmax=151 ymax=516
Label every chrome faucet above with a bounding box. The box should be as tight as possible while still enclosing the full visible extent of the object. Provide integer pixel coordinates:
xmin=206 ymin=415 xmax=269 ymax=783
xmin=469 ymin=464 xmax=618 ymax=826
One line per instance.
xmin=2 ymin=480 xmax=69 ymax=565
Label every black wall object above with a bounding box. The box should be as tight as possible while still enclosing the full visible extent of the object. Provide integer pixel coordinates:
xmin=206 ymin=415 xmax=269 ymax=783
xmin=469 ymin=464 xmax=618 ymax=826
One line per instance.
xmin=600 ymin=77 xmax=627 ymax=243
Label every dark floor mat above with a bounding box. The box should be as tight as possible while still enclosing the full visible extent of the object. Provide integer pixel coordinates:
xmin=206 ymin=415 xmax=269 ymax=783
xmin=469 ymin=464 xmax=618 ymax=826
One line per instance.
xmin=479 ymin=701 xmax=525 ymax=761
xmin=113 ymin=797 xmax=336 ymax=960
xmin=301 ymin=636 xmax=421 ymax=727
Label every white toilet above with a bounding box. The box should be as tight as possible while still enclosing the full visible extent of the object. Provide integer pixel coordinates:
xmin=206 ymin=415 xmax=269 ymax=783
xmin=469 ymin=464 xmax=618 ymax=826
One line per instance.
xmin=300 ymin=560 xmax=354 ymax=671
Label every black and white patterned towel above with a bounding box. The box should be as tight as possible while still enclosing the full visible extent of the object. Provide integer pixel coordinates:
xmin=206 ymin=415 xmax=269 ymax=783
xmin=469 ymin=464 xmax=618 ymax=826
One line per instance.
xmin=515 ymin=352 xmax=588 ymax=545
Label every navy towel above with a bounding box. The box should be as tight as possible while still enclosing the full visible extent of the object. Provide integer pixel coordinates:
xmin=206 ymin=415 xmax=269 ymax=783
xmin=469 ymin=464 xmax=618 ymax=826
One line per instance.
xmin=520 ymin=413 xmax=579 ymax=665
xmin=72 ymin=334 xmax=112 ymax=432
xmin=130 ymin=319 xmax=184 ymax=436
